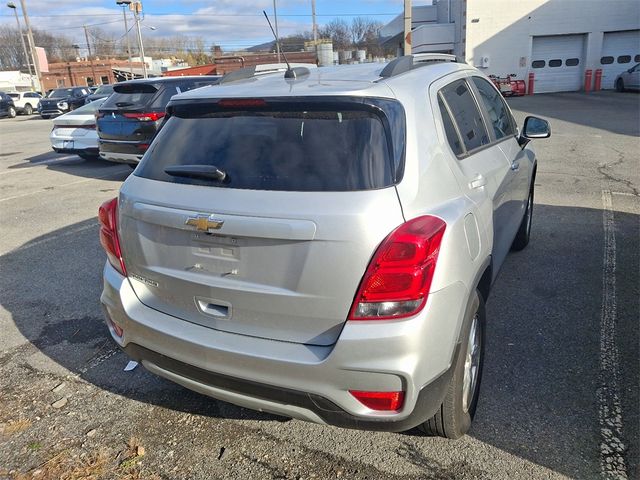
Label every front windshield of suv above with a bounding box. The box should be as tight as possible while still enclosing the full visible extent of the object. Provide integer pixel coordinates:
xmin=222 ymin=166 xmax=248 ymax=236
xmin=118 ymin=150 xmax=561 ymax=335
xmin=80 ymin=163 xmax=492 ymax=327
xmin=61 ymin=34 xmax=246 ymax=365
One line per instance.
xmin=46 ymin=88 xmax=74 ymax=99
xmin=94 ymin=85 xmax=114 ymax=95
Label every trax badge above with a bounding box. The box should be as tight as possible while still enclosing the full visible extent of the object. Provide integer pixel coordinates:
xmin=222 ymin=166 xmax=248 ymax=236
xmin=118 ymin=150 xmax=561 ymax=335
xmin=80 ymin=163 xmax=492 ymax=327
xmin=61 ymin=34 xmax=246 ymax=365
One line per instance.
xmin=185 ymin=214 xmax=224 ymax=232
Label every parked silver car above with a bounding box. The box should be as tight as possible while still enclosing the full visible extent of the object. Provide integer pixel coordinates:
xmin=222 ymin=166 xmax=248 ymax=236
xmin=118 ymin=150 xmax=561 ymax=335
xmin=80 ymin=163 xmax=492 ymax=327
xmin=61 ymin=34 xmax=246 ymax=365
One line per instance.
xmin=99 ymin=56 xmax=550 ymax=438
xmin=616 ymin=63 xmax=640 ymax=91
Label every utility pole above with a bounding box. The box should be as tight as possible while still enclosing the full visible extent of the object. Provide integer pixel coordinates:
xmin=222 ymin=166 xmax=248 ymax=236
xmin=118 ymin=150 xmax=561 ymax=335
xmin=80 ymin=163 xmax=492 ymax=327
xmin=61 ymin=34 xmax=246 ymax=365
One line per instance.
xmin=83 ymin=25 xmax=98 ymax=86
xmin=121 ymin=5 xmax=133 ymax=79
xmin=19 ymin=0 xmax=42 ymax=91
xmin=7 ymin=3 xmax=34 ymax=90
xmin=132 ymin=1 xmax=147 ymax=78
xmin=311 ymin=0 xmax=318 ymax=59
xmin=403 ymin=0 xmax=412 ymax=55
xmin=273 ymin=0 xmax=281 ymax=63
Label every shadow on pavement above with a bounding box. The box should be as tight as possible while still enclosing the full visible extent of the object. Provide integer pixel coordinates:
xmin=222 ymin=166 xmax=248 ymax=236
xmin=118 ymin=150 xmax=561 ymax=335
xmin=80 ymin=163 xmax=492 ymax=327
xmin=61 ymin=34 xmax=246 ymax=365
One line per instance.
xmin=507 ymin=91 xmax=640 ymax=137
xmin=0 ymin=204 xmax=638 ymax=478
xmin=8 ymin=150 xmax=133 ymax=180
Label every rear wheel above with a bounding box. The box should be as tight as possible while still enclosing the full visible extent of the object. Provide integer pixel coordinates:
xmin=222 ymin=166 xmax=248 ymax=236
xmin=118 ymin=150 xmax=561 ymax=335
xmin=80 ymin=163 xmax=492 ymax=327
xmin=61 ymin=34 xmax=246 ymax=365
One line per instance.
xmin=511 ymin=185 xmax=534 ymax=251
xmin=418 ymin=291 xmax=485 ymax=439
xmin=616 ymin=78 xmax=625 ymax=92
xmin=8 ymin=106 xmax=16 ymax=118
xmin=24 ymin=104 xmax=33 ymax=115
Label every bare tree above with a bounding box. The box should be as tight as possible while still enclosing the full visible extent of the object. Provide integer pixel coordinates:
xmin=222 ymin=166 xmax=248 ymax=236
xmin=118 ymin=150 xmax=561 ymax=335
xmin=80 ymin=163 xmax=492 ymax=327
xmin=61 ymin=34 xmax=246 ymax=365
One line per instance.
xmin=320 ymin=19 xmax=351 ymax=51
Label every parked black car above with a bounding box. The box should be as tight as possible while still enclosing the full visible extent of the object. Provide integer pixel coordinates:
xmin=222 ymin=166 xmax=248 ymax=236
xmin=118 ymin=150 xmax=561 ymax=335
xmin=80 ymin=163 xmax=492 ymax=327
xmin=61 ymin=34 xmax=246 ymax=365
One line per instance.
xmin=97 ymin=76 xmax=220 ymax=166
xmin=39 ymin=86 xmax=91 ymax=119
xmin=0 ymin=92 xmax=17 ymax=119
xmin=85 ymin=84 xmax=115 ymax=104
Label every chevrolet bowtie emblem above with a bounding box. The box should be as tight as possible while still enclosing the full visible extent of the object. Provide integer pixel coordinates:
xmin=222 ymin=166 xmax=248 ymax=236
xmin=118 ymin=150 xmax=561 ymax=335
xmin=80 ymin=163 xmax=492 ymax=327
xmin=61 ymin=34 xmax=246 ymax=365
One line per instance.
xmin=185 ymin=214 xmax=224 ymax=232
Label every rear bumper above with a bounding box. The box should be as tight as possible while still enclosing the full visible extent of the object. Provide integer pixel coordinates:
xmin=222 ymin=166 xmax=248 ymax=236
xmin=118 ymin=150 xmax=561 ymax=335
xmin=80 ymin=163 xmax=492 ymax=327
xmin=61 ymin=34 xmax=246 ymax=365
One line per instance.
xmin=101 ymin=263 xmax=469 ymax=431
xmin=99 ymin=141 xmax=145 ymax=164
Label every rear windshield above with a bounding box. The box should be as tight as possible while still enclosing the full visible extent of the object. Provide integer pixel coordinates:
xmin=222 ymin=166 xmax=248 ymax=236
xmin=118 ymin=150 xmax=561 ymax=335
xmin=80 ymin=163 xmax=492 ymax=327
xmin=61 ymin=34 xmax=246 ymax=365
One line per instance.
xmin=136 ymin=100 xmax=404 ymax=192
xmin=101 ymin=80 xmax=214 ymax=110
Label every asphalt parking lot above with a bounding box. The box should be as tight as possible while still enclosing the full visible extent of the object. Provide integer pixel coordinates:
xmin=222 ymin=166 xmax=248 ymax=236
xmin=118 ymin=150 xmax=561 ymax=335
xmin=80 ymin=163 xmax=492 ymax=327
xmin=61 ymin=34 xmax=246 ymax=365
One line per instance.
xmin=0 ymin=91 xmax=638 ymax=480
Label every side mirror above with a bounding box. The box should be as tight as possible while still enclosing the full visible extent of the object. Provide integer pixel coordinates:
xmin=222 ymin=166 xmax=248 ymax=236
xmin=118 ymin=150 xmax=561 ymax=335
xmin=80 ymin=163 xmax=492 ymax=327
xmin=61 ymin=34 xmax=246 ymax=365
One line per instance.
xmin=523 ymin=116 xmax=550 ymax=138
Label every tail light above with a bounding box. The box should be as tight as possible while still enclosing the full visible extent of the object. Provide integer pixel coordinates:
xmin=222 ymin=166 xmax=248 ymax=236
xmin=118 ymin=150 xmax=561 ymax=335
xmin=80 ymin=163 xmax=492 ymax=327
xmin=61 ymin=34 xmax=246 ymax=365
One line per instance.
xmin=349 ymin=391 xmax=405 ymax=411
xmin=122 ymin=112 xmax=165 ymax=122
xmin=348 ymin=215 xmax=446 ymax=320
xmin=98 ymin=198 xmax=127 ymax=276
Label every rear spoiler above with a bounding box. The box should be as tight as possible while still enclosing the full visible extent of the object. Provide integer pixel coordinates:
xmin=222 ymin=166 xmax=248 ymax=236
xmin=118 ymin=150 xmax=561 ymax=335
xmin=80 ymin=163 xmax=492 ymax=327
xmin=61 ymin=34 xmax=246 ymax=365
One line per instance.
xmin=113 ymin=83 xmax=158 ymax=94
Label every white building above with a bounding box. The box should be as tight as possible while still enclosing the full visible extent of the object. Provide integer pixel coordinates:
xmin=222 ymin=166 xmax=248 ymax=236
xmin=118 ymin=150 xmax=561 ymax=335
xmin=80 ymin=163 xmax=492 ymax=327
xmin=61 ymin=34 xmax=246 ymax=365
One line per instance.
xmin=0 ymin=71 xmax=39 ymax=92
xmin=381 ymin=0 xmax=640 ymax=93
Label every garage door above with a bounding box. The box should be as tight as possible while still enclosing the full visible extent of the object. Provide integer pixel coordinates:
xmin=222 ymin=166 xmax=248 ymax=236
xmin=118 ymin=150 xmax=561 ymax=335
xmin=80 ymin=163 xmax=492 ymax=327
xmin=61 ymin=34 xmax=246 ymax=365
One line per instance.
xmin=599 ymin=30 xmax=640 ymax=90
xmin=531 ymin=34 xmax=586 ymax=93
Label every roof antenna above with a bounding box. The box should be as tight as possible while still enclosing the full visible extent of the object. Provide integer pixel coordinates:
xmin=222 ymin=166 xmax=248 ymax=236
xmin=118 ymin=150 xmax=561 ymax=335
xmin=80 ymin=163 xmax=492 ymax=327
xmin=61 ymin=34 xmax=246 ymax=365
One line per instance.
xmin=263 ymin=10 xmax=296 ymax=79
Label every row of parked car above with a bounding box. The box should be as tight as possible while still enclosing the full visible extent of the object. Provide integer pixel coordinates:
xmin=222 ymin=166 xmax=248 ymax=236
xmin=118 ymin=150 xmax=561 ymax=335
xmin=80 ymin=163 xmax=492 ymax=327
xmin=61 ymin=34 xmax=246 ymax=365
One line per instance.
xmin=0 ymin=84 xmax=115 ymax=120
xmin=49 ymin=76 xmax=220 ymax=164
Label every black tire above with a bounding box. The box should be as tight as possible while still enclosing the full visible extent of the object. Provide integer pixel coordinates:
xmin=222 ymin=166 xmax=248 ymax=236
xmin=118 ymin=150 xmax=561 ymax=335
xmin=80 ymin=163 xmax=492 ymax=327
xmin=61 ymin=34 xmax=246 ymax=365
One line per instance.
xmin=8 ymin=106 xmax=16 ymax=118
xmin=41 ymin=115 xmax=50 ymax=120
xmin=24 ymin=104 xmax=33 ymax=115
xmin=511 ymin=185 xmax=534 ymax=251
xmin=418 ymin=291 xmax=485 ymax=439
xmin=616 ymin=78 xmax=625 ymax=92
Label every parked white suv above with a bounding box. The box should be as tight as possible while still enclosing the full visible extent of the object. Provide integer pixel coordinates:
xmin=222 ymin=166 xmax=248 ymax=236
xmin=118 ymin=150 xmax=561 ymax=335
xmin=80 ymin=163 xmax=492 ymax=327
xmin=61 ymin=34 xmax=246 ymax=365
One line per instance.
xmin=99 ymin=56 xmax=550 ymax=438
xmin=6 ymin=91 xmax=41 ymax=115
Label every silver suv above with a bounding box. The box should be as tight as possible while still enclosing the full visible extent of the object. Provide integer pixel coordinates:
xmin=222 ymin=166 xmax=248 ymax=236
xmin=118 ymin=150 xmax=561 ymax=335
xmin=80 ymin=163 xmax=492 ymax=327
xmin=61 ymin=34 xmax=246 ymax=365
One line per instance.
xmin=99 ymin=56 xmax=550 ymax=438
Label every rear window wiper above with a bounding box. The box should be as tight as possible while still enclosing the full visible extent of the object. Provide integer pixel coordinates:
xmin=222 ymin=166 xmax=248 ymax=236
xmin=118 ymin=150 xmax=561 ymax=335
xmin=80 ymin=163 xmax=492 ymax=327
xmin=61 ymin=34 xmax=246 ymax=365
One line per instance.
xmin=164 ymin=165 xmax=228 ymax=182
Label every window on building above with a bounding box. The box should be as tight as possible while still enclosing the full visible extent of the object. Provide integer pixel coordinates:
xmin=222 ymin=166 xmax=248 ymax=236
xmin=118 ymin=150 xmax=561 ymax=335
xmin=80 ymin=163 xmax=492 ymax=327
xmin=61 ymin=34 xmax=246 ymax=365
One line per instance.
xmin=437 ymin=96 xmax=464 ymax=156
xmin=101 ymin=76 xmax=109 ymax=84
xmin=548 ymin=59 xmax=562 ymax=67
xmin=531 ymin=60 xmax=545 ymax=68
xmin=617 ymin=55 xmax=631 ymax=64
xmin=86 ymin=77 xmax=95 ymax=86
xmin=635 ymin=54 xmax=640 ymax=62
xmin=471 ymin=77 xmax=516 ymax=141
xmin=565 ymin=58 xmax=580 ymax=66
xmin=600 ymin=56 xmax=614 ymax=65
xmin=56 ymin=79 xmax=66 ymax=87
xmin=439 ymin=80 xmax=490 ymax=153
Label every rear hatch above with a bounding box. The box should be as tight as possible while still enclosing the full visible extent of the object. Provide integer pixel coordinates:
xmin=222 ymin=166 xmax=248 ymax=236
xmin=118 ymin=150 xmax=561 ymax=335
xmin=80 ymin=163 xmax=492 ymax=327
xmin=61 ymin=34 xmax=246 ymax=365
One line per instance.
xmin=96 ymin=82 xmax=168 ymax=143
xmin=118 ymin=97 xmax=406 ymax=346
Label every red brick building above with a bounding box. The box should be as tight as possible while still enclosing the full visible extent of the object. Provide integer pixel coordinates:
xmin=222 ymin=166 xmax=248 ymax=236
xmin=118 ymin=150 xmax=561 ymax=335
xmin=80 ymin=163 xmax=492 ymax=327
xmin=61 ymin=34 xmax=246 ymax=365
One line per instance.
xmin=164 ymin=51 xmax=318 ymax=77
xmin=41 ymin=59 xmax=144 ymax=91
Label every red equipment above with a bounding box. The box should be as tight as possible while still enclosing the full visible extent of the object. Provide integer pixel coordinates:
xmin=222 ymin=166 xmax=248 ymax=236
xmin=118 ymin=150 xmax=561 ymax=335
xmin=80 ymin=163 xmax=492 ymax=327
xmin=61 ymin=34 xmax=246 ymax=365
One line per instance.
xmin=584 ymin=69 xmax=593 ymax=93
xmin=489 ymin=74 xmax=526 ymax=97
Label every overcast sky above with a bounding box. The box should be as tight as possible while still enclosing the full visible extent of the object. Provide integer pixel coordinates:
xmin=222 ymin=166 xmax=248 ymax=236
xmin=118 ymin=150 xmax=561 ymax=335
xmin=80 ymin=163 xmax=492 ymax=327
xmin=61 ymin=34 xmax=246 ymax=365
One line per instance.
xmin=1 ymin=1 xmax=432 ymax=53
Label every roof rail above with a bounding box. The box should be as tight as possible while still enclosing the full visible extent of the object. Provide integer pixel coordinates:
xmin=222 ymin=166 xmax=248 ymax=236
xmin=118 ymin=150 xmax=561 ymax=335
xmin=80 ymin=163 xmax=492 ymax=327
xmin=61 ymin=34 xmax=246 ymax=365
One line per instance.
xmin=379 ymin=54 xmax=458 ymax=79
xmin=219 ymin=63 xmax=317 ymax=85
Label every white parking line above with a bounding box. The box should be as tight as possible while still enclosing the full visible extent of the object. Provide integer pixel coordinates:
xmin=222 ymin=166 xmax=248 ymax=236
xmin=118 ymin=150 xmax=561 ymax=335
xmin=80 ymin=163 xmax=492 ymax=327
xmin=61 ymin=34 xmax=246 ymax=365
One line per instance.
xmin=0 ymin=167 xmax=129 ymax=203
xmin=598 ymin=189 xmax=628 ymax=479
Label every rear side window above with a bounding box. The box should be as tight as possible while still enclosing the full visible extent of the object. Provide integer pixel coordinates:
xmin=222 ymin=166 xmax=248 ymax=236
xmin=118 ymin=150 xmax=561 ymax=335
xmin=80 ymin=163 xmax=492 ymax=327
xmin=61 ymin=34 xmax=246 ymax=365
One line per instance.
xmin=439 ymin=80 xmax=489 ymax=152
xmin=471 ymin=77 xmax=516 ymax=140
xmin=438 ymin=97 xmax=463 ymax=156
xmin=136 ymin=100 xmax=404 ymax=192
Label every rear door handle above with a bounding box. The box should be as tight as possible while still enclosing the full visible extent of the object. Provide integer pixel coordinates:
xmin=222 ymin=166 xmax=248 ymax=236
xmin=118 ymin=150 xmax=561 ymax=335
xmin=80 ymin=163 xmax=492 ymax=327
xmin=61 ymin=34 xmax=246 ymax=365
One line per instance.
xmin=511 ymin=161 xmax=520 ymax=171
xmin=469 ymin=174 xmax=487 ymax=189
